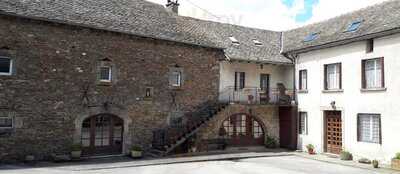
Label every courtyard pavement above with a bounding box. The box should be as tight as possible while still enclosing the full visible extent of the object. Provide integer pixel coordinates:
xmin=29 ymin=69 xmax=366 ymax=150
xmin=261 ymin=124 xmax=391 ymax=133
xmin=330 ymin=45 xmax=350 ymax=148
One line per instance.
xmin=2 ymin=154 xmax=399 ymax=174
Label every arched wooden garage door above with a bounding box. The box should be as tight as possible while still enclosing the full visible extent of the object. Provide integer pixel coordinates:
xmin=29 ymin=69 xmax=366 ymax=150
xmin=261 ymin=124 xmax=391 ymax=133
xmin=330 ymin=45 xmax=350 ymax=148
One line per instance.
xmin=219 ymin=114 xmax=265 ymax=146
xmin=81 ymin=114 xmax=123 ymax=156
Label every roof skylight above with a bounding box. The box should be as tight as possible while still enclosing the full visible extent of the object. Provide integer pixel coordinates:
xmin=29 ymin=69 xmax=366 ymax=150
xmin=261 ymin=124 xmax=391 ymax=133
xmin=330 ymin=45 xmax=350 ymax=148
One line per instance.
xmin=304 ymin=33 xmax=318 ymax=42
xmin=253 ymin=39 xmax=263 ymax=46
xmin=346 ymin=21 xmax=362 ymax=32
xmin=229 ymin=36 xmax=240 ymax=45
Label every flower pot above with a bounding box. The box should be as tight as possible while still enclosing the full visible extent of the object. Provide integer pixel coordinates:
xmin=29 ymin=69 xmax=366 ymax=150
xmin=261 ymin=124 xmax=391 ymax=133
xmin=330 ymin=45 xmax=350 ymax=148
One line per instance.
xmin=392 ymin=159 xmax=400 ymax=171
xmin=307 ymin=148 xmax=315 ymax=155
xmin=131 ymin=150 xmax=143 ymax=158
xmin=71 ymin=151 xmax=82 ymax=159
xmin=372 ymin=160 xmax=379 ymax=168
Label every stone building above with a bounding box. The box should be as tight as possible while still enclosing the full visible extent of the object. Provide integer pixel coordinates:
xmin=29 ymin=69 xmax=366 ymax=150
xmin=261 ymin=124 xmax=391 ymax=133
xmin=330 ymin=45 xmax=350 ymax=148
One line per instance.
xmin=0 ymin=0 xmax=298 ymax=162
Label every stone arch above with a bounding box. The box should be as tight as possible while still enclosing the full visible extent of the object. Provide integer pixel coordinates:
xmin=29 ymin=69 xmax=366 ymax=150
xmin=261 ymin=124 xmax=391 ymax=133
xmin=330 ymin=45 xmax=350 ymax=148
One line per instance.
xmin=74 ymin=107 xmax=132 ymax=155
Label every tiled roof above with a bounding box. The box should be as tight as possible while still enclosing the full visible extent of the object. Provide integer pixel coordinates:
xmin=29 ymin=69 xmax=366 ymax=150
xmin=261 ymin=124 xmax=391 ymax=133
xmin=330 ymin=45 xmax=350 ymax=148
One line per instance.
xmin=282 ymin=0 xmax=400 ymax=54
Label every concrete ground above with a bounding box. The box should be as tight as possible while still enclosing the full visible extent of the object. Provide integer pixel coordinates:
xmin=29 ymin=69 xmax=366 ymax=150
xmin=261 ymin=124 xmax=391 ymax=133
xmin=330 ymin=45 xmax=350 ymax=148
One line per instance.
xmin=1 ymin=155 xmax=396 ymax=174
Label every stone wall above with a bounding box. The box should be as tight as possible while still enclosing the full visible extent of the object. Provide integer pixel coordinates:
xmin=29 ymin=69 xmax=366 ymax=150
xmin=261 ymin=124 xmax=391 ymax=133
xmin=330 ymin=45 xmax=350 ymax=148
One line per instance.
xmin=0 ymin=15 xmax=224 ymax=162
xmin=195 ymin=104 xmax=280 ymax=151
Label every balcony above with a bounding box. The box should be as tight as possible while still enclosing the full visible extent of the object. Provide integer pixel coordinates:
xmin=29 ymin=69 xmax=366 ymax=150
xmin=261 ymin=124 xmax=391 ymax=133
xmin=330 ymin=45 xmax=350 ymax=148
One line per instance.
xmin=219 ymin=85 xmax=295 ymax=105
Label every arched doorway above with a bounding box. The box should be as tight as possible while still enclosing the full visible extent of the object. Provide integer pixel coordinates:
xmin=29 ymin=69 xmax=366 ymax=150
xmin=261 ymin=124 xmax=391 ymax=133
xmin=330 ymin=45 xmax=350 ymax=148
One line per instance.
xmin=219 ymin=114 xmax=265 ymax=146
xmin=81 ymin=114 xmax=124 ymax=156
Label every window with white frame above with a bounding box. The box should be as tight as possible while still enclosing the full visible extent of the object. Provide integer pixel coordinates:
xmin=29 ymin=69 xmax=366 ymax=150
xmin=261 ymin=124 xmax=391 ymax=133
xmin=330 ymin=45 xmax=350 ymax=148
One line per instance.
xmin=170 ymin=71 xmax=182 ymax=87
xmin=299 ymin=112 xmax=308 ymax=135
xmin=299 ymin=70 xmax=307 ymax=90
xmin=0 ymin=111 xmax=13 ymax=129
xmin=0 ymin=56 xmax=12 ymax=75
xmin=358 ymin=114 xmax=381 ymax=144
xmin=99 ymin=66 xmax=112 ymax=82
xmin=363 ymin=58 xmax=384 ymax=89
xmin=325 ymin=63 xmax=341 ymax=90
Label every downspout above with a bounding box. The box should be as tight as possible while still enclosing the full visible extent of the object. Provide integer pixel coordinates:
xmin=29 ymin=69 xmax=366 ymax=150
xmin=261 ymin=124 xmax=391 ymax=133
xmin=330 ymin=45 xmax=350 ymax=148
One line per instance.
xmin=280 ymin=32 xmax=298 ymax=105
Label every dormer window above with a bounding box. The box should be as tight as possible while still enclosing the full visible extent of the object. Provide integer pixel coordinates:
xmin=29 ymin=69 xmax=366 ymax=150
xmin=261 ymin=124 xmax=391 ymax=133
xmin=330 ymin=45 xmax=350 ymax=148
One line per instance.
xmin=253 ymin=39 xmax=263 ymax=46
xmin=0 ymin=57 xmax=12 ymax=76
xmin=304 ymin=33 xmax=318 ymax=42
xmin=229 ymin=36 xmax=240 ymax=45
xmin=346 ymin=21 xmax=362 ymax=32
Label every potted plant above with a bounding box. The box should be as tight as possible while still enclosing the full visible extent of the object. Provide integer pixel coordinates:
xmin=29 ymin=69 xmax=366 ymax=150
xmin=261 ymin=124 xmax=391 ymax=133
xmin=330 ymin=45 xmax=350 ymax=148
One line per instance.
xmin=372 ymin=160 xmax=379 ymax=168
xmin=306 ymin=144 xmax=315 ymax=155
xmin=265 ymin=136 xmax=278 ymax=149
xmin=340 ymin=150 xmax=353 ymax=161
xmin=392 ymin=153 xmax=400 ymax=170
xmin=130 ymin=145 xmax=143 ymax=158
xmin=70 ymin=144 xmax=82 ymax=159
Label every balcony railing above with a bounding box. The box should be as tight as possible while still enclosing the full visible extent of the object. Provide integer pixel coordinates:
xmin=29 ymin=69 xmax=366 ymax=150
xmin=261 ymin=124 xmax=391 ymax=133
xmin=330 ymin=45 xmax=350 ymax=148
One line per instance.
xmin=219 ymin=86 xmax=295 ymax=105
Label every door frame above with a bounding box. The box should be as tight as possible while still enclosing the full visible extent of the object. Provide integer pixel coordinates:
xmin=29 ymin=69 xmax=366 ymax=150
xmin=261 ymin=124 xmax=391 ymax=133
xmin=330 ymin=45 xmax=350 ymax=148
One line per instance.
xmin=323 ymin=110 xmax=343 ymax=154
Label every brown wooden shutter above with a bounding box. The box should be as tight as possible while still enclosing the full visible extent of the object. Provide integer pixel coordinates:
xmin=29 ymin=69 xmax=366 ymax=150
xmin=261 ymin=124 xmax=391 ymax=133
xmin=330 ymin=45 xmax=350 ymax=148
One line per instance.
xmin=381 ymin=57 xmax=385 ymax=88
xmin=357 ymin=114 xmax=361 ymax=142
xmin=378 ymin=115 xmax=382 ymax=144
xmin=240 ymin=72 xmax=245 ymax=89
xmin=339 ymin=63 xmax=342 ymax=89
xmin=234 ymin=72 xmax=238 ymax=91
xmin=324 ymin=65 xmax=328 ymax=90
xmin=299 ymin=71 xmax=303 ymax=90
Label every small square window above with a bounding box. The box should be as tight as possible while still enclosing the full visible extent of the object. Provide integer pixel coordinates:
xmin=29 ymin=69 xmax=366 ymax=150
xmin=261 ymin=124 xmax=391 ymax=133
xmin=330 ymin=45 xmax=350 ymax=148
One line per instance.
xmin=99 ymin=66 xmax=112 ymax=82
xmin=358 ymin=114 xmax=381 ymax=144
xmin=366 ymin=39 xmax=374 ymax=53
xmin=304 ymin=33 xmax=318 ymax=42
xmin=171 ymin=71 xmax=181 ymax=87
xmin=346 ymin=21 xmax=362 ymax=32
xmin=145 ymin=87 xmax=154 ymax=98
xmin=0 ymin=57 xmax=12 ymax=75
xmin=0 ymin=116 xmax=13 ymax=128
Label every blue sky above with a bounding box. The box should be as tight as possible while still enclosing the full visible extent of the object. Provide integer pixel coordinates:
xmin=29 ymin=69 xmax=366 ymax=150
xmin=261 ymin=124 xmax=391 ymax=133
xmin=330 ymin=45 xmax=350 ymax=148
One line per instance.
xmin=148 ymin=0 xmax=388 ymax=31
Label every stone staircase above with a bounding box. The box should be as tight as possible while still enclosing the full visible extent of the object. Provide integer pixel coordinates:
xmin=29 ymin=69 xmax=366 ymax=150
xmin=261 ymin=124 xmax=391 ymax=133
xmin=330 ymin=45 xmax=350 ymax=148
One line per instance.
xmin=148 ymin=101 xmax=228 ymax=157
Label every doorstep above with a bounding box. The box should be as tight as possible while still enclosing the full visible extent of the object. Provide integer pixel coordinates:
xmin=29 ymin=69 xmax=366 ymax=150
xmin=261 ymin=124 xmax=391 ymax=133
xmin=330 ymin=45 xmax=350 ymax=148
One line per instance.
xmin=294 ymin=152 xmax=399 ymax=174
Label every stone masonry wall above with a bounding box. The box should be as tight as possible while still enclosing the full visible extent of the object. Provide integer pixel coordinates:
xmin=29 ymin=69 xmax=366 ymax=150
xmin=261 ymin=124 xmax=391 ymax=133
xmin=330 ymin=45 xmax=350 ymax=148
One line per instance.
xmin=0 ymin=15 xmax=224 ymax=162
xmin=195 ymin=104 xmax=280 ymax=151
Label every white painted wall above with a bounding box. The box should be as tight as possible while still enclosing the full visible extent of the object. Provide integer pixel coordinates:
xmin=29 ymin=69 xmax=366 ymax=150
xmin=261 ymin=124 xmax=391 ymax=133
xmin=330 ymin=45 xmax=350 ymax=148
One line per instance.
xmin=296 ymin=33 xmax=400 ymax=164
xmin=219 ymin=61 xmax=293 ymax=102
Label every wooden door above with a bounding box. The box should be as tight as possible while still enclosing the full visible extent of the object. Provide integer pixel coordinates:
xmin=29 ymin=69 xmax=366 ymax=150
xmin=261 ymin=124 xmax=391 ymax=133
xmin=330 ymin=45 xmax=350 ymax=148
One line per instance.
xmin=220 ymin=114 xmax=264 ymax=146
xmin=325 ymin=111 xmax=342 ymax=154
xmin=81 ymin=114 xmax=123 ymax=156
xmin=279 ymin=106 xmax=298 ymax=150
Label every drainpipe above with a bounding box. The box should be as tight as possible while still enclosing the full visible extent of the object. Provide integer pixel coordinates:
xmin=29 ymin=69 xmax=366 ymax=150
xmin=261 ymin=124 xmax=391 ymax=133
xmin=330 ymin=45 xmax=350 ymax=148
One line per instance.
xmin=282 ymin=53 xmax=298 ymax=105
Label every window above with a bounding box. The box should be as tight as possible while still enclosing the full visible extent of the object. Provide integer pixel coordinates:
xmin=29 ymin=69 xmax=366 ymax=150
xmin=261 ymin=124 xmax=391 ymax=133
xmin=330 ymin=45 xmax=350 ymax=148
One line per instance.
xmin=299 ymin=70 xmax=307 ymax=90
xmin=145 ymin=87 xmax=153 ymax=98
xmin=170 ymin=71 xmax=182 ymax=87
xmin=229 ymin=36 xmax=240 ymax=45
xmin=358 ymin=114 xmax=381 ymax=144
xmin=234 ymin=72 xmax=245 ymax=90
xmin=299 ymin=112 xmax=308 ymax=135
xmin=0 ymin=114 xmax=13 ymax=129
xmin=253 ymin=39 xmax=263 ymax=46
xmin=362 ymin=58 xmax=384 ymax=89
xmin=324 ymin=63 xmax=342 ymax=90
xmin=304 ymin=33 xmax=318 ymax=42
xmin=99 ymin=66 xmax=112 ymax=82
xmin=0 ymin=57 xmax=12 ymax=75
xmin=366 ymin=39 xmax=374 ymax=53
xmin=346 ymin=21 xmax=362 ymax=32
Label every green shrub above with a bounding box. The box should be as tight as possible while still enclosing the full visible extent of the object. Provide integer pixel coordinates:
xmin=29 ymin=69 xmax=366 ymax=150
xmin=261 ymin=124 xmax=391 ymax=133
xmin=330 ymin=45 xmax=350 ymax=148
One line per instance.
xmin=306 ymin=144 xmax=314 ymax=150
xmin=340 ymin=151 xmax=353 ymax=161
xmin=71 ymin=144 xmax=82 ymax=151
xmin=372 ymin=160 xmax=379 ymax=168
xmin=395 ymin=153 xmax=400 ymax=160
xmin=131 ymin=145 xmax=142 ymax=151
xmin=265 ymin=136 xmax=278 ymax=148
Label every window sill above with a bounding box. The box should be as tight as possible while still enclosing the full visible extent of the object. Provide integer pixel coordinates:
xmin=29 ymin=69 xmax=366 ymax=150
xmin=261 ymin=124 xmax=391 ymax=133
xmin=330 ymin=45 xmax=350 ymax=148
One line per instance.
xmin=322 ymin=89 xmax=344 ymax=93
xmin=97 ymin=81 xmax=112 ymax=86
xmin=360 ymin=87 xmax=387 ymax=92
xmin=298 ymin=90 xmax=308 ymax=94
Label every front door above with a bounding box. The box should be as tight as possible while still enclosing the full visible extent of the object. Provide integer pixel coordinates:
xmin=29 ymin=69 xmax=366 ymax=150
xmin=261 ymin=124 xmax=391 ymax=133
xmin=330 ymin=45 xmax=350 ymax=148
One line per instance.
xmin=325 ymin=111 xmax=342 ymax=154
xmin=81 ymin=114 xmax=123 ymax=156
xmin=260 ymin=74 xmax=270 ymax=103
xmin=220 ymin=114 xmax=264 ymax=146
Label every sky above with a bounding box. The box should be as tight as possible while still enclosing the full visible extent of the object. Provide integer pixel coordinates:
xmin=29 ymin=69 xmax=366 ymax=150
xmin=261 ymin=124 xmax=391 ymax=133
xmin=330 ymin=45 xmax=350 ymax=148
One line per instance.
xmin=147 ymin=0 xmax=390 ymax=31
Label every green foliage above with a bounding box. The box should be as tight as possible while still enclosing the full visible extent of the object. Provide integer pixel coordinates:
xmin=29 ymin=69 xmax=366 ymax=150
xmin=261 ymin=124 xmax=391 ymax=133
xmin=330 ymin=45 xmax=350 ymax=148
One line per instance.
xmin=372 ymin=160 xmax=379 ymax=168
xmin=131 ymin=145 xmax=142 ymax=151
xmin=71 ymin=144 xmax=82 ymax=151
xmin=340 ymin=151 xmax=353 ymax=161
xmin=395 ymin=153 xmax=400 ymax=160
xmin=306 ymin=144 xmax=314 ymax=150
xmin=264 ymin=136 xmax=278 ymax=148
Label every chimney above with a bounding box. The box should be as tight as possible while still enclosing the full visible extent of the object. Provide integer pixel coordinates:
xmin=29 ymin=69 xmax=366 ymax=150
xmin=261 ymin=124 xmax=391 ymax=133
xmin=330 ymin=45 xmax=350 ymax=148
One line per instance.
xmin=166 ymin=0 xmax=179 ymax=14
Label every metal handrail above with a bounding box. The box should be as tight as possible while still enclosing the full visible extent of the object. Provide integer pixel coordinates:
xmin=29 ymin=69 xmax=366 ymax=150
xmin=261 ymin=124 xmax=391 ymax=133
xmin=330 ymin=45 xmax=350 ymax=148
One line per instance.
xmin=218 ymin=86 xmax=294 ymax=105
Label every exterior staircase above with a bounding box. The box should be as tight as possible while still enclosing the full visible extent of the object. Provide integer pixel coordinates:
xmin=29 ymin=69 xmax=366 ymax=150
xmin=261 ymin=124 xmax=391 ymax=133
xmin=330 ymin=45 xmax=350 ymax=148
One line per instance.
xmin=148 ymin=101 xmax=228 ymax=157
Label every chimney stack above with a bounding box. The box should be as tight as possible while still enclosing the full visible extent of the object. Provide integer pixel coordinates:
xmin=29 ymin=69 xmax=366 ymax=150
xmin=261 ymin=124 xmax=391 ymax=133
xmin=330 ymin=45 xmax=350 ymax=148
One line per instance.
xmin=166 ymin=0 xmax=179 ymax=14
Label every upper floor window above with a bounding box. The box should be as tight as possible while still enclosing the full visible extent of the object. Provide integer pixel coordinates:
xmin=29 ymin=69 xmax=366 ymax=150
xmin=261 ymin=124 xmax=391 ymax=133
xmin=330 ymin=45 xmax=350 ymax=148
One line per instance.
xmin=366 ymin=39 xmax=374 ymax=53
xmin=0 ymin=111 xmax=13 ymax=129
xmin=234 ymin=72 xmax=245 ymax=91
xmin=346 ymin=21 xmax=362 ymax=32
xmin=324 ymin=63 xmax=342 ymax=90
xmin=299 ymin=112 xmax=308 ymax=135
xmin=362 ymin=58 xmax=384 ymax=89
xmin=99 ymin=66 xmax=112 ymax=82
xmin=357 ymin=113 xmax=381 ymax=144
xmin=171 ymin=71 xmax=181 ymax=87
xmin=0 ymin=57 xmax=12 ymax=76
xmin=299 ymin=70 xmax=307 ymax=90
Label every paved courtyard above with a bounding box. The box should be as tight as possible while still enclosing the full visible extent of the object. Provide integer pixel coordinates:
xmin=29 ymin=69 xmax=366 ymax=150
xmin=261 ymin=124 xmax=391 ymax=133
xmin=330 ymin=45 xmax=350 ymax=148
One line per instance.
xmin=1 ymin=156 xmax=393 ymax=174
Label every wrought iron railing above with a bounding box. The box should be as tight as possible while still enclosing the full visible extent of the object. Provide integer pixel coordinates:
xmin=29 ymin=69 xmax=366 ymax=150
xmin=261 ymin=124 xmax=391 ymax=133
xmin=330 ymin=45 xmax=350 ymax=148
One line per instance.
xmin=218 ymin=86 xmax=294 ymax=105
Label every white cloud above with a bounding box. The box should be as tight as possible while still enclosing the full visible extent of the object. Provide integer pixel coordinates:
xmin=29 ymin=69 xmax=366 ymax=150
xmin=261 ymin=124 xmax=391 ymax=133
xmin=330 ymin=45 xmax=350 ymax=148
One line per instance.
xmin=147 ymin=0 xmax=391 ymax=31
